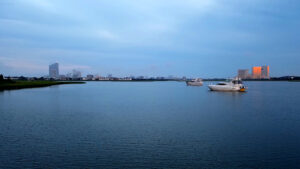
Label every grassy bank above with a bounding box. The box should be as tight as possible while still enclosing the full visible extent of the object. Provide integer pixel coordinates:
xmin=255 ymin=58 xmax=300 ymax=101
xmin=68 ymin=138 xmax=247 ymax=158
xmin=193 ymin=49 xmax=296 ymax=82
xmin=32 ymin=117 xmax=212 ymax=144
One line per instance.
xmin=0 ymin=80 xmax=85 ymax=91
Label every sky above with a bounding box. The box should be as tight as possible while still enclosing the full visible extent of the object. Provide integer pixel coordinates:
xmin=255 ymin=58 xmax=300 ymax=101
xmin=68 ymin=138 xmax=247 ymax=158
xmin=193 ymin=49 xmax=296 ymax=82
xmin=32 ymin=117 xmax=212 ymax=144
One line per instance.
xmin=0 ymin=0 xmax=300 ymax=78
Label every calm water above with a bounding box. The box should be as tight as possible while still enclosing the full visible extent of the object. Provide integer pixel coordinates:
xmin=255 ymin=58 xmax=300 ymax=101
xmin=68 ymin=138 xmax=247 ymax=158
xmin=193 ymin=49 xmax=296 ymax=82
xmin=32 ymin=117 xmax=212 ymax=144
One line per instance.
xmin=0 ymin=81 xmax=300 ymax=168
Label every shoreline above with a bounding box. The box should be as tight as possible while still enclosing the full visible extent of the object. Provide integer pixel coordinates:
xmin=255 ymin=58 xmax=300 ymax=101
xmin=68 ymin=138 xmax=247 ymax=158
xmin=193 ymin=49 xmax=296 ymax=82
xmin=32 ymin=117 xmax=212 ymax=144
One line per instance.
xmin=83 ymin=79 xmax=300 ymax=82
xmin=0 ymin=81 xmax=85 ymax=91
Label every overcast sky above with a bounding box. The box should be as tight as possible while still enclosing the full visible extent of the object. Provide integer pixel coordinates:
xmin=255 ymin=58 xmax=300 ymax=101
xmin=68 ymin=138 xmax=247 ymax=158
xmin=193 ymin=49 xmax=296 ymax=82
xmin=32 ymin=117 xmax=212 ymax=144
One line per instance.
xmin=0 ymin=0 xmax=299 ymax=77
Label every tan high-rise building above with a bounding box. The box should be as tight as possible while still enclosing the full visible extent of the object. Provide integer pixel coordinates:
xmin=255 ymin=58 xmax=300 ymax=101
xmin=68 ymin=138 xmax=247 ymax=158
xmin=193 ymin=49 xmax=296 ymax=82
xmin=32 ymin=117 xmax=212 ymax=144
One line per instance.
xmin=261 ymin=66 xmax=270 ymax=79
xmin=238 ymin=69 xmax=250 ymax=79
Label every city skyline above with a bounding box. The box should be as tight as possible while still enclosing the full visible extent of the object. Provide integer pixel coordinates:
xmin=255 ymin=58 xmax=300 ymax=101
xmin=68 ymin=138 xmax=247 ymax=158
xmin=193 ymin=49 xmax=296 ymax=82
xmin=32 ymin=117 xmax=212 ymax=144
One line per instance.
xmin=238 ymin=65 xmax=270 ymax=79
xmin=47 ymin=62 xmax=273 ymax=80
xmin=1 ymin=0 xmax=300 ymax=77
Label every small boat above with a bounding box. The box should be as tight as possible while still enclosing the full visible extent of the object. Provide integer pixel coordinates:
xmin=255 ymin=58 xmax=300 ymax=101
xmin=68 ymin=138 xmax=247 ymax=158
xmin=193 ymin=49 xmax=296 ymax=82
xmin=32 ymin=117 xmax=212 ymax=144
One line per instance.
xmin=208 ymin=78 xmax=247 ymax=92
xmin=186 ymin=78 xmax=203 ymax=86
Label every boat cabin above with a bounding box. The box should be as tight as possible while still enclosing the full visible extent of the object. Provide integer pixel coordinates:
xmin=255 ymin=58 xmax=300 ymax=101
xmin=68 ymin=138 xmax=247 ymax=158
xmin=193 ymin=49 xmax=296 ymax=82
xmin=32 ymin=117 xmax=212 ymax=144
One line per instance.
xmin=217 ymin=82 xmax=227 ymax=85
xmin=232 ymin=80 xmax=243 ymax=84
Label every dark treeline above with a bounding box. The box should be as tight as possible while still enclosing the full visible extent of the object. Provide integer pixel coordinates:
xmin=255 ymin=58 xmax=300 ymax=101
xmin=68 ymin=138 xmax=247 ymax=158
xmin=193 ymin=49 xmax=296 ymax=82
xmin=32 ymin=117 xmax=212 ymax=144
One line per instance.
xmin=242 ymin=76 xmax=300 ymax=81
xmin=0 ymin=74 xmax=14 ymax=83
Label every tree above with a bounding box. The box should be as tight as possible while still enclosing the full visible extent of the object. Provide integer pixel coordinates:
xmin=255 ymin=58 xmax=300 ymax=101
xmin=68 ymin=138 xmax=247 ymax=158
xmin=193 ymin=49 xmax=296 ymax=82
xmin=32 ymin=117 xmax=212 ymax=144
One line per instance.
xmin=19 ymin=76 xmax=27 ymax=80
xmin=0 ymin=74 xmax=3 ymax=81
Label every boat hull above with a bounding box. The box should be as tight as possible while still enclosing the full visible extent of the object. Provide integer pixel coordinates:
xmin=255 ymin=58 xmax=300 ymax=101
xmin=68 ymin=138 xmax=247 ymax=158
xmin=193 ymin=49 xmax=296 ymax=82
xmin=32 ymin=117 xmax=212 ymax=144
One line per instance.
xmin=208 ymin=85 xmax=245 ymax=92
xmin=186 ymin=81 xmax=203 ymax=86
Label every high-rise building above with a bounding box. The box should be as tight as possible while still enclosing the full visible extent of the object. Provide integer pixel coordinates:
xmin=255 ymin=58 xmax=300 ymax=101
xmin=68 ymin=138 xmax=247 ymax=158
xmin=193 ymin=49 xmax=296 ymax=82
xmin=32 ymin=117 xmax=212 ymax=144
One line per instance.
xmin=238 ymin=69 xmax=250 ymax=79
xmin=251 ymin=65 xmax=270 ymax=79
xmin=49 ymin=63 xmax=59 ymax=78
xmin=261 ymin=65 xmax=270 ymax=79
xmin=252 ymin=66 xmax=262 ymax=79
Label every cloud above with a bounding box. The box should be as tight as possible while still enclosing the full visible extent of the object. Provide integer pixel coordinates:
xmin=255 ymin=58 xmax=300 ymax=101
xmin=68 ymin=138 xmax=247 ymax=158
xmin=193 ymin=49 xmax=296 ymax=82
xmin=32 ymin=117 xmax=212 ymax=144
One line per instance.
xmin=0 ymin=0 xmax=219 ymax=49
xmin=0 ymin=56 xmax=92 ymax=76
xmin=1 ymin=0 xmax=300 ymax=76
xmin=96 ymin=30 xmax=119 ymax=41
xmin=23 ymin=0 xmax=57 ymax=13
xmin=60 ymin=64 xmax=92 ymax=73
xmin=0 ymin=57 xmax=46 ymax=75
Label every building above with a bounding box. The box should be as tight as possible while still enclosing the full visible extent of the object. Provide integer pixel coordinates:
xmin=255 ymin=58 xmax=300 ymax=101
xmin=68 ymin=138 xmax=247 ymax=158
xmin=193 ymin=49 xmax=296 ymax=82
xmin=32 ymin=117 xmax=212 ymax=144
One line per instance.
xmin=261 ymin=65 xmax=270 ymax=79
xmin=72 ymin=69 xmax=81 ymax=79
xmin=66 ymin=73 xmax=72 ymax=78
xmin=252 ymin=66 xmax=262 ymax=79
xmin=59 ymin=75 xmax=67 ymax=80
xmin=238 ymin=69 xmax=250 ymax=79
xmin=86 ymin=74 xmax=94 ymax=80
xmin=49 ymin=63 xmax=59 ymax=78
xmin=251 ymin=65 xmax=270 ymax=79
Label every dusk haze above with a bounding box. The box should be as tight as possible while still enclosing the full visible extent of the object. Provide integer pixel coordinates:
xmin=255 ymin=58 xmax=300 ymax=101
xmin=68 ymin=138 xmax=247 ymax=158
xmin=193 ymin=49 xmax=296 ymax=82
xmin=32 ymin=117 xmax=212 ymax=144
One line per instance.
xmin=1 ymin=1 xmax=300 ymax=169
xmin=1 ymin=0 xmax=300 ymax=77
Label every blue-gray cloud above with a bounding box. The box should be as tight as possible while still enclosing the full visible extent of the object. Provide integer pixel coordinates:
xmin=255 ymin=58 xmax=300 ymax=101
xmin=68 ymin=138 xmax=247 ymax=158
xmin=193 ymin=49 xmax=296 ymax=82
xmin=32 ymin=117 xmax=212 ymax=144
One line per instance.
xmin=0 ymin=0 xmax=300 ymax=77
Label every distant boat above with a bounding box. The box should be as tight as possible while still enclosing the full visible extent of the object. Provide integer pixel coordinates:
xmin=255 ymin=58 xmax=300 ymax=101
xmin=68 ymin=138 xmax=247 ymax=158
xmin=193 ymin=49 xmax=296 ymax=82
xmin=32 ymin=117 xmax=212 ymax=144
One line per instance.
xmin=186 ymin=78 xmax=203 ymax=86
xmin=208 ymin=78 xmax=247 ymax=92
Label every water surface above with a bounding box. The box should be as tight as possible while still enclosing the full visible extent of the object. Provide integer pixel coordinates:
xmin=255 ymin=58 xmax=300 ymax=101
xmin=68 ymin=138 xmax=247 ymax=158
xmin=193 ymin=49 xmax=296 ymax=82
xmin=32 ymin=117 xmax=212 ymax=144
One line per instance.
xmin=0 ymin=81 xmax=300 ymax=168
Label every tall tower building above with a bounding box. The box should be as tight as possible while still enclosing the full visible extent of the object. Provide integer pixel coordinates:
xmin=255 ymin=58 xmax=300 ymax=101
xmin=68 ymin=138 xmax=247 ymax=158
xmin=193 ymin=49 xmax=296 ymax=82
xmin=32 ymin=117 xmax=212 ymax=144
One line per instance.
xmin=49 ymin=63 xmax=59 ymax=78
xmin=261 ymin=66 xmax=270 ymax=79
xmin=252 ymin=66 xmax=262 ymax=79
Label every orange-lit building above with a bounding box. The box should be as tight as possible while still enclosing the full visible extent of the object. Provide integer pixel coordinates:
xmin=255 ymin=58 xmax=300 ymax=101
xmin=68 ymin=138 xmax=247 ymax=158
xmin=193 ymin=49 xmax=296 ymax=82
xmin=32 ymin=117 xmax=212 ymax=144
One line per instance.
xmin=252 ymin=66 xmax=262 ymax=79
xmin=251 ymin=66 xmax=270 ymax=79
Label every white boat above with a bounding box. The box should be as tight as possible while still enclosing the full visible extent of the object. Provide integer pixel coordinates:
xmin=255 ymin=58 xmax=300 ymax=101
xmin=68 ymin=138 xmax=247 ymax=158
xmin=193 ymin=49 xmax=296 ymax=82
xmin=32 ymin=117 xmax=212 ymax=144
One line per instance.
xmin=186 ymin=78 xmax=203 ymax=86
xmin=208 ymin=78 xmax=247 ymax=92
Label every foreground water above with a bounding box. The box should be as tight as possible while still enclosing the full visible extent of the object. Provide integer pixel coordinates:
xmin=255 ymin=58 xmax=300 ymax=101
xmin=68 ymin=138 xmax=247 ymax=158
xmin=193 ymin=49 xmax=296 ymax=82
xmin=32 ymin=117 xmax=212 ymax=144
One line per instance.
xmin=0 ymin=81 xmax=300 ymax=168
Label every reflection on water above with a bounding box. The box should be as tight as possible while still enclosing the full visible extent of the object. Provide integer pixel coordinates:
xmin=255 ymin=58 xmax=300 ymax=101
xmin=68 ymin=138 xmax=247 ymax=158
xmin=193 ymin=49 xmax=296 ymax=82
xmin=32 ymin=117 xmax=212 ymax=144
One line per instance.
xmin=0 ymin=81 xmax=300 ymax=169
xmin=209 ymin=90 xmax=245 ymax=96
